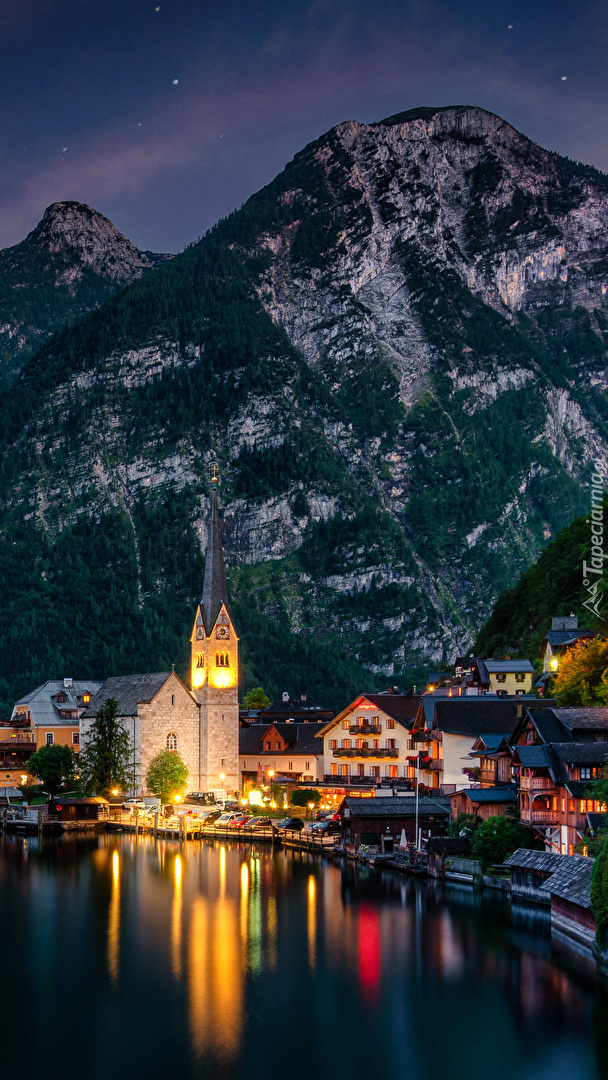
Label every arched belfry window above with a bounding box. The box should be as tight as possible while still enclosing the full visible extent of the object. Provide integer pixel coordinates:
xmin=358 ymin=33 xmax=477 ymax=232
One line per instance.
xmin=215 ymin=653 xmax=230 ymax=667
xmin=166 ymin=732 xmax=178 ymax=752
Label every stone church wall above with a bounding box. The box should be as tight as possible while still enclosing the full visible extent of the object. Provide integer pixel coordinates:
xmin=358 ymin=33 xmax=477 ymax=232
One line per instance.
xmin=140 ymin=674 xmax=200 ymax=795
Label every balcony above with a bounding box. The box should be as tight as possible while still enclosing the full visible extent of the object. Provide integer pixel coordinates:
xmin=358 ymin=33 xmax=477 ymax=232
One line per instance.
xmin=323 ymin=774 xmax=376 ymax=786
xmin=333 ymin=747 xmax=399 ymax=758
xmin=349 ymin=724 xmax=381 ymax=735
xmin=520 ymin=775 xmax=555 ymax=792
xmin=410 ymin=730 xmax=431 ymax=743
xmin=520 ymin=808 xmax=557 ymax=824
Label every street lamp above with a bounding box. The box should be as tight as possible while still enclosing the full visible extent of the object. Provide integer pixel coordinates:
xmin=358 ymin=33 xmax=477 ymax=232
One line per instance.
xmin=308 ymin=801 xmax=315 ymax=820
xmin=112 ymin=789 xmax=119 ymax=796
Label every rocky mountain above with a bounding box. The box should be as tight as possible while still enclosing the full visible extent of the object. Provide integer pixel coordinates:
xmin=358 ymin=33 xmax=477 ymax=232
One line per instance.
xmin=1 ymin=104 xmax=608 ymax=712
xmin=0 ymin=201 xmax=171 ymax=383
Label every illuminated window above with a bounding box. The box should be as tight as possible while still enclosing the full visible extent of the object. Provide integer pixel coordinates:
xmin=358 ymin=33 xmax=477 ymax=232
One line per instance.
xmin=215 ymin=653 xmax=230 ymax=667
xmin=580 ymin=800 xmax=587 ymax=813
xmin=329 ymin=739 xmax=337 ymax=749
xmin=330 ymin=764 xmax=337 ymax=776
xmin=386 ymin=718 xmax=394 ymax=729
xmin=342 ymin=720 xmax=349 ymax=730
xmin=166 ymin=732 xmax=178 ymax=751
xmin=569 ymin=799 xmax=575 ymax=812
xmin=341 ymin=739 xmax=351 ymax=749
xmin=82 ymin=693 xmax=91 ymax=704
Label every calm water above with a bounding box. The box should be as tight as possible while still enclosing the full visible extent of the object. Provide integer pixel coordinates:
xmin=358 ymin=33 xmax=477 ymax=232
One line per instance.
xmin=1 ymin=833 xmax=606 ymax=1080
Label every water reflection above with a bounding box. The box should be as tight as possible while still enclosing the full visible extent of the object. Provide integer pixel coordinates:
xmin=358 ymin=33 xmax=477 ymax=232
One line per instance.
xmin=0 ymin=834 xmax=604 ymax=1080
xmin=107 ymin=848 xmax=120 ymax=984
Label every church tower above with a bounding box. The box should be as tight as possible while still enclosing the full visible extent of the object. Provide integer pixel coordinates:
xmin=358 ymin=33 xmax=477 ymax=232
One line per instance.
xmin=190 ymin=471 xmax=239 ymax=794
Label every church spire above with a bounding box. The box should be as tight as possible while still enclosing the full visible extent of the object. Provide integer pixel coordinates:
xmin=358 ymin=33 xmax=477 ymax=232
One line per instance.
xmin=200 ymin=469 xmax=233 ymax=634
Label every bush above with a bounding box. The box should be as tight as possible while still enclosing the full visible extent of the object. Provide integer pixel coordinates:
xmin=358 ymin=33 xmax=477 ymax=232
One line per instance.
xmin=290 ymin=789 xmax=321 ymax=808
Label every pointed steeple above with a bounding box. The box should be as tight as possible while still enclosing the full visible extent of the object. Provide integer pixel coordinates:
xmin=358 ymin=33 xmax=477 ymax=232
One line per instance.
xmin=200 ymin=470 xmax=233 ymax=634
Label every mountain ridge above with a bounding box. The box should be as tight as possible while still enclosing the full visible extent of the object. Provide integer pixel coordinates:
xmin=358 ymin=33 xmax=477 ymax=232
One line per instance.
xmin=1 ymin=104 xmax=608 ymax=711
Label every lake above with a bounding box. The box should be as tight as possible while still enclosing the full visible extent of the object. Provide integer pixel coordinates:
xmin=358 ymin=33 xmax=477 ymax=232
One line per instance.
xmin=1 ymin=832 xmax=606 ymax=1080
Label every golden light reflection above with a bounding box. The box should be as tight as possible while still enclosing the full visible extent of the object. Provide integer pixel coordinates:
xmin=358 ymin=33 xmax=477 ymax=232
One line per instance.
xmin=307 ymin=875 xmax=316 ymax=971
xmin=219 ymin=846 xmax=226 ymax=898
xmin=171 ymin=854 xmax=183 ymax=980
xmin=240 ymin=862 xmax=249 ymax=961
xmin=107 ymin=849 xmax=120 ymax=984
xmin=266 ymin=893 xmax=277 ymax=971
xmin=191 ymin=662 xmax=206 ymax=689
xmin=248 ymin=856 xmax=262 ymax=974
xmin=187 ymin=886 xmax=243 ymax=1062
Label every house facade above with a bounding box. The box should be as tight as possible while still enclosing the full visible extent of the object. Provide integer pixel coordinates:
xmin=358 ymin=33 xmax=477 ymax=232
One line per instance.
xmin=450 ymin=785 xmax=517 ymax=822
xmin=510 ymin=706 xmax=608 ymax=854
xmin=317 ymin=693 xmax=421 ymax=787
xmin=540 ymin=615 xmax=594 ymax=674
xmin=240 ymin=722 xmax=325 ymax=788
xmin=410 ymin=696 xmax=554 ymax=793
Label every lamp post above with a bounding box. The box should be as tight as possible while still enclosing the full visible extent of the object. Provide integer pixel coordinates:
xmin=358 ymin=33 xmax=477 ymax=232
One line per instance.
xmin=267 ymin=768 xmax=275 ymax=808
xmin=308 ymin=801 xmax=315 ymax=820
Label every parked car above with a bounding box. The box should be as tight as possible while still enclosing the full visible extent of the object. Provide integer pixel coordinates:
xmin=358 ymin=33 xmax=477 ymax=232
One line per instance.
xmin=247 ymin=817 xmax=271 ymax=830
xmin=214 ymin=812 xmax=242 ymax=826
xmin=276 ymin=817 xmax=305 ymax=832
xmin=122 ymin=799 xmax=147 ymax=811
xmin=302 ymin=822 xmax=324 ymax=836
xmin=203 ymin=809 xmax=223 ymax=824
xmin=227 ymin=815 xmax=251 ymax=829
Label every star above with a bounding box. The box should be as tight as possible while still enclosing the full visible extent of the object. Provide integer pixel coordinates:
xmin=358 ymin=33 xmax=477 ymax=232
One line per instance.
xmin=155 ymin=5 xmax=160 ymax=10
xmin=507 ymin=24 xmax=513 ymax=29
xmin=173 ymin=79 xmax=179 ymax=85
xmin=62 ymin=146 xmax=68 ymax=152
xmin=561 ymin=75 xmax=568 ymax=81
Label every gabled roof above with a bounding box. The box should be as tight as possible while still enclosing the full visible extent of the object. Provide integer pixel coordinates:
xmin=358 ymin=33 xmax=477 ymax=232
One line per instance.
xmin=545 ymin=857 xmax=594 ymax=908
xmin=511 ymin=744 xmax=550 ymax=768
xmin=82 ymin=673 xmax=174 ymax=718
xmin=239 ymin=723 xmax=326 ymax=756
xmin=543 ymin=630 xmax=594 ymax=648
xmin=342 ymin=796 xmax=450 ymax=818
xmin=415 ymin=697 xmax=532 ymax=738
xmin=318 ymin=694 xmax=420 ymax=736
xmin=12 ymin=680 xmax=102 ymax=726
xmin=200 ymin=490 xmax=234 ymax=634
xmin=519 ymin=708 xmax=572 ymax=744
xmin=484 ymin=659 xmax=534 ymax=673
xmin=552 ymin=707 xmax=608 ymax=732
xmin=454 ymin=786 xmax=517 ymax=804
xmin=504 ymin=849 xmax=566 ymax=871
xmin=551 ymin=742 xmax=608 ymax=765
xmin=470 ymin=733 xmax=510 ymax=754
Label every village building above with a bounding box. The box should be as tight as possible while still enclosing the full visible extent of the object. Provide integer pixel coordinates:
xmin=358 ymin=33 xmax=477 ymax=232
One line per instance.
xmin=6 ymin=678 xmax=102 ymax=784
xmin=466 ymin=733 xmax=513 ymax=786
xmin=410 ymin=696 xmax=555 ymax=793
xmin=540 ymin=615 xmax=594 ymax=674
xmin=254 ymin=693 xmax=334 ymax=725
xmin=449 ymin=785 xmax=517 ymax=822
xmin=239 ymin=722 xmax=325 ymax=788
xmin=504 ymin=848 xmax=588 ymax=906
xmin=545 ymin=856 xmax=597 ymax=948
xmin=452 ymin=658 xmax=535 ymax=695
xmin=317 ymin=692 xmax=421 ymax=788
xmin=510 ymin=705 xmax=608 ymax=854
xmin=339 ymin=794 xmax=450 ymax=854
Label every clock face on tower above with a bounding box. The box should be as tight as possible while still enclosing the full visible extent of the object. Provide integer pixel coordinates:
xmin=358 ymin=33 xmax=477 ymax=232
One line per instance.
xmin=196 ymin=627 xmax=204 ymax=640
xmin=216 ymin=625 xmax=230 ymax=640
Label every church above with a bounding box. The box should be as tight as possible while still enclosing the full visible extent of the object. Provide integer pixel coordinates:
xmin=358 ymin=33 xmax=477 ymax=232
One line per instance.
xmin=80 ymin=473 xmax=240 ymax=796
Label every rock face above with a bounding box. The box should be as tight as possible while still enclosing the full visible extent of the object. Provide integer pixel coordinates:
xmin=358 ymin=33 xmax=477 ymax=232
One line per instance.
xmin=1 ymin=105 xmax=608 ymax=708
xmin=0 ymin=201 xmax=171 ymax=383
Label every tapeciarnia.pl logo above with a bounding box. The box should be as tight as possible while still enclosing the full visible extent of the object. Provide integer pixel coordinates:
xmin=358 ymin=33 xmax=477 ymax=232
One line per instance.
xmin=582 ymin=462 xmax=606 ymax=617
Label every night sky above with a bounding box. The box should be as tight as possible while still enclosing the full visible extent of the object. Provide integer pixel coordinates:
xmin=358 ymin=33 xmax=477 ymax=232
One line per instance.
xmin=2 ymin=0 xmax=607 ymax=253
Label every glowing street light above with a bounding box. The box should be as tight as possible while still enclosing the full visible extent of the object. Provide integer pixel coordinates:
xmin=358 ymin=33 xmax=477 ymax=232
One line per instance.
xmin=308 ymin=801 xmax=315 ymax=819
xmin=112 ymin=789 xmax=119 ymax=797
xmin=174 ymin=794 xmax=182 ymax=804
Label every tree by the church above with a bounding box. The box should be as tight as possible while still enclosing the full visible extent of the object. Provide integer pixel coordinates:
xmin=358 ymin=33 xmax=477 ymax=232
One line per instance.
xmin=79 ymin=696 xmax=136 ymax=796
xmin=28 ymin=744 xmax=76 ymax=795
xmin=242 ymin=686 xmax=270 ymax=709
xmin=553 ymin=637 xmax=608 ymax=706
xmin=145 ymin=750 xmax=188 ymax=804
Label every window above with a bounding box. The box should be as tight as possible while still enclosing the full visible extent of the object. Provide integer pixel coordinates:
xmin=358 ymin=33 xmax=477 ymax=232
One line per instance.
xmin=275 ymin=742 xmax=280 ymax=751
xmin=341 ymin=739 xmax=351 ymax=749
xmin=515 ymin=673 xmax=525 ymax=683
xmin=56 ymin=693 xmax=66 ymax=703
xmin=288 ymin=762 xmax=293 ymax=771
xmin=385 ymin=739 xmax=396 ymax=749
xmin=373 ymin=739 xmax=379 ymax=750
xmin=166 ymin=732 xmax=178 ymax=751
xmin=338 ymin=764 xmax=350 ymax=776
xmin=221 ymin=758 xmax=225 ymax=767
xmin=581 ymin=767 xmax=592 ymax=780
xmin=386 ymin=718 xmax=394 ymax=729
xmin=515 ymin=690 xmax=525 ymax=696
xmin=342 ymin=720 xmax=349 ymax=730
xmin=330 ymin=764 xmax=338 ymax=776
xmin=72 ymin=732 xmax=79 ymax=745
xmin=356 ymin=738 xmax=365 ymax=749
xmin=265 ymin=742 xmax=271 ymax=751
xmin=329 ymin=739 xmax=337 ymax=749
xmin=305 ymin=762 xmax=310 ymax=770
xmin=356 ymin=763 xmax=365 ymax=777
xmin=390 ymin=765 xmax=398 ymax=778
xmin=215 ymin=653 xmax=230 ymax=667
xmin=407 ymin=739 xmax=414 ymax=750
xmin=45 ymin=732 xmax=54 ymax=745
xmin=569 ymin=799 xmax=575 ymax=813
xmin=580 ymin=799 xmax=588 ymax=813
xmin=496 ymin=674 xmax=506 ymax=683
xmin=82 ymin=693 xmax=91 ymax=704
xmin=370 ymin=766 xmax=380 ymax=778
xmin=171 ymin=694 xmax=175 ymax=706
xmin=243 ymin=762 xmax=247 ymax=771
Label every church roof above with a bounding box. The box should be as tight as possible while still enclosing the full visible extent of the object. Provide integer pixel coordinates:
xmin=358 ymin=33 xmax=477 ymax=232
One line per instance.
xmin=201 ymin=490 xmax=234 ymax=634
xmin=81 ymin=673 xmax=172 ymax=718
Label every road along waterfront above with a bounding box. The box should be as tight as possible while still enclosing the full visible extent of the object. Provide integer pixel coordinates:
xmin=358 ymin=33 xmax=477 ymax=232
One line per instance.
xmin=1 ymin=833 xmax=605 ymax=1080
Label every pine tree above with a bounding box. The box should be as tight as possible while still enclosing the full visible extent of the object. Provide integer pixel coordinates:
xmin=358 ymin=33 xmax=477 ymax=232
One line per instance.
xmin=80 ymin=697 xmax=136 ymax=796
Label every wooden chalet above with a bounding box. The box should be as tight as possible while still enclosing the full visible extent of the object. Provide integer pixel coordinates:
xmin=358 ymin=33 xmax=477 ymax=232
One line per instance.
xmin=545 ymin=856 xmax=596 ymax=949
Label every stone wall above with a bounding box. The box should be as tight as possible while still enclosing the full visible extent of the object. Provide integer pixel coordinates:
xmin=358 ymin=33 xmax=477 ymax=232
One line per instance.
xmin=139 ymin=674 xmax=200 ymax=794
